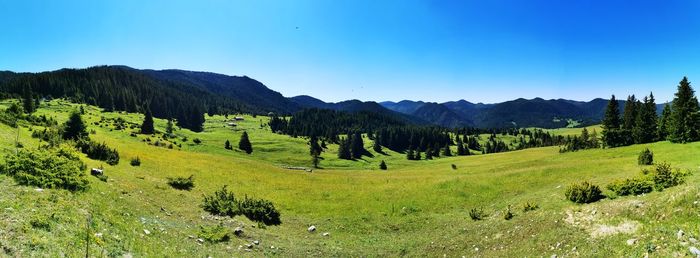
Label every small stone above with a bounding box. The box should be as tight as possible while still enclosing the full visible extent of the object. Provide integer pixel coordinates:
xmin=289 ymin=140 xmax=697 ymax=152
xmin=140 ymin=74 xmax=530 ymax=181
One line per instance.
xmin=678 ymin=230 xmax=685 ymax=240
xmin=188 ymin=235 xmax=195 ymax=239
xmin=246 ymin=244 xmax=254 ymax=249
xmin=323 ymin=232 xmax=330 ymax=237
xmin=35 ymin=188 xmax=43 ymax=192
xmin=234 ymin=227 xmax=244 ymax=236
xmin=690 ymin=238 xmax=698 ymax=244
xmin=308 ymin=225 xmax=316 ymax=233
xmin=626 ymin=238 xmax=637 ymax=246
xmin=197 ymin=238 xmax=205 ymax=243
xmin=551 ymin=255 xmax=558 ymax=258
xmin=253 ymin=240 xmax=259 ymax=245
xmin=689 ymin=246 xmax=700 ymax=256
xmin=143 ymin=229 xmax=151 ymax=235
xmin=94 ymin=233 xmax=103 ymax=238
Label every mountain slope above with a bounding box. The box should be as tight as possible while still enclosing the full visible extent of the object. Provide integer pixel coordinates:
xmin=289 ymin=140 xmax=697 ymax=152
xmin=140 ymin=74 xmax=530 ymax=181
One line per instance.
xmin=411 ymin=102 xmax=473 ymax=127
xmin=140 ymin=68 xmax=300 ymax=113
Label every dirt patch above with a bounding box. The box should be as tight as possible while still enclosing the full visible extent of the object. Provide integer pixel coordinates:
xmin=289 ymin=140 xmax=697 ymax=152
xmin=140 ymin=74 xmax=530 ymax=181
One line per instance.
xmin=590 ymin=221 xmax=640 ymax=238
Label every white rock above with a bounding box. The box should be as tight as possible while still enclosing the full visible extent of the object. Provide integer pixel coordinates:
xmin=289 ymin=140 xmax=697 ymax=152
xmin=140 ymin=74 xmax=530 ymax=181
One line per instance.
xmin=253 ymin=240 xmax=259 ymax=245
xmin=143 ymin=229 xmax=151 ymax=235
xmin=197 ymin=238 xmax=205 ymax=243
xmin=689 ymin=246 xmax=700 ymax=256
xmin=35 ymin=188 xmax=43 ymax=192
xmin=322 ymin=232 xmax=330 ymax=237
xmin=308 ymin=225 xmax=316 ymax=232
xmin=626 ymin=238 xmax=637 ymax=246
xmin=690 ymin=238 xmax=698 ymax=244
xmin=678 ymin=230 xmax=686 ymax=239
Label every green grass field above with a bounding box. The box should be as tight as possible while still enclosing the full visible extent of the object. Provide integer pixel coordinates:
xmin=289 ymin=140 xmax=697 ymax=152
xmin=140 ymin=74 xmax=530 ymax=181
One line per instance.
xmin=0 ymin=99 xmax=698 ymax=257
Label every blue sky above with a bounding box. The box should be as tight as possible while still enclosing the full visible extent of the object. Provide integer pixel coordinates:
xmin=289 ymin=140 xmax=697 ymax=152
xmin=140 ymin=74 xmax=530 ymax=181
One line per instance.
xmin=1 ymin=0 xmax=700 ymax=103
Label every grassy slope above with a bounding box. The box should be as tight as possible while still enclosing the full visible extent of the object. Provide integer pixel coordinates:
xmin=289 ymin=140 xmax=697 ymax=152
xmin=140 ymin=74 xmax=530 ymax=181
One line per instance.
xmin=0 ymin=99 xmax=698 ymax=257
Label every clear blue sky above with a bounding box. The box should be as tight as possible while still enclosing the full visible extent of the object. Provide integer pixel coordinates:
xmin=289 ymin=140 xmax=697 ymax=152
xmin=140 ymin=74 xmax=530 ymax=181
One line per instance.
xmin=1 ymin=0 xmax=700 ymax=103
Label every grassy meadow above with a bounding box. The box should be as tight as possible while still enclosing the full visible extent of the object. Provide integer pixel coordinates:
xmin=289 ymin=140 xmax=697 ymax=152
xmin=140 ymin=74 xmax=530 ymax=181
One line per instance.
xmin=0 ymin=99 xmax=698 ymax=257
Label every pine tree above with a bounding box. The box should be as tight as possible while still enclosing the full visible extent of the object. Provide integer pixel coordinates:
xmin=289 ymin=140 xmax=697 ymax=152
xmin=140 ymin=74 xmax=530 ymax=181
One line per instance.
xmin=166 ymin=118 xmax=174 ymax=137
xmin=602 ymin=95 xmax=623 ymax=147
xmin=442 ymin=143 xmax=452 ymax=156
xmin=379 ymin=160 xmax=387 ymax=170
xmin=337 ymin=138 xmax=352 ymax=160
xmin=622 ymin=95 xmax=638 ymax=130
xmin=669 ymin=77 xmax=700 ymax=143
xmin=63 ymin=110 xmax=88 ymax=140
xmin=350 ymin=132 xmax=365 ymax=159
xmin=372 ymin=139 xmax=382 ymax=153
xmin=658 ymin=103 xmax=672 ymax=140
xmin=633 ymin=94 xmax=658 ymax=143
xmin=140 ymin=110 xmax=155 ymax=134
xmin=22 ymin=84 xmax=35 ymax=114
xmin=238 ymin=131 xmax=253 ymax=154
xmin=309 ymin=136 xmax=322 ymax=168
xmin=224 ymin=140 xmax=232 ymax=150
xmin=406 ymin=149 xmax=415 ymax=160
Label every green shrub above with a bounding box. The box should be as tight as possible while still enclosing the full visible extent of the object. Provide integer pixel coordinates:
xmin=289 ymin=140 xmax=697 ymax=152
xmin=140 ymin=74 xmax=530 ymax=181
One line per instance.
xmin=652 ymin=162 xmax=688 ymax=190
xmin=198 ymin=225 xmax=230 ymax=243
xmin=193 ymin=138 xmax=202 ymax=144
xmin=503 ymin=206 xmax=513 ymax=220
xmin=167 ymin=175 xmax=194 ymax=190
xmin=638 ymin=148 xmax=653 ymax=165
xmin=202 ymin=186 xmax=282 ymax=225
xmin=564 ymin=181 xmax=603 ymax=203
xmin=239 ymin=195 xmax=282 ymax=226
xmin=606 ymin=177 xmax=653 ymax=196
xmin=0 ymin=148 xmax=89 ymax=192
xmin=379 ymin=160 xmax=387 ymax=170
xmin=202 ymin=186 xmax=240 ymax=217
xmin=469 ymin=208 xmax=485 ymax=221
xmin=522 ymin=202 xmax=539 ymax=212
xmin=77 ymin=139 xmax=119 ymax=165
xmin=130 ymin=156 xmax=141 ymax=166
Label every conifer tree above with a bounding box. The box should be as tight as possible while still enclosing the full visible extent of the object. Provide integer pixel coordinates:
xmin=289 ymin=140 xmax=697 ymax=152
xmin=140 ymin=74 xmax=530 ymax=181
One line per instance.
xmin=166 ymin=118 xmax=174 ymax=137
xmin=379 ymin=160 xmax=387 ymax=170
xmin=337 ymin=138 xmax=352 ymax=160
xmin=633 ymin=94 xmax=658 ymax=143
xmin=372 ymin=139 xmax=382 ymax=153
xmin=658 ymin=103 xmax=672 ymax=140
xmin=406 ymin=149 xmax=415 ymax=160
xmin=238 ymin=131 xmax=253 ymax=154
xmin=350 ymin=132 xmax=365 ymax=159
xmin=309 ymin=136 xmax=322 ymax=168
xmin=140 ymin=110 xmax=155 ymax=134
xmin=622 ymin=95 xmax=638 ymax=130
xmin=224 ymin=139 xmax=232 ymax=150
xmin=669 ymin=77 xmax=700 ymax=143
xmin=442 ymin=143 xmax=452 ymax=156
xmin=22 ymin=84 xmax=35 ymax=114
xmin=63 ymin=110 xmax=88 ymax=140
xmin=602 ymin=95 xmax=623 ymax=147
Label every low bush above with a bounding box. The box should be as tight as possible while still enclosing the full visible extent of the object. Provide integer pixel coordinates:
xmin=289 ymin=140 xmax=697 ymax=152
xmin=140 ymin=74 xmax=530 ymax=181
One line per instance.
xmin=198 ymin=224 xmax=230 ymax=243
xmin=652 ymin=162 xmax=688 ymax=190
xmin=606 ymin=177 xmax=653 ymax=196
xmin=503 ymin=206 xmax=513 ymax=220
xmin=239 ymin=196 xmax=282 ymax=226
xmin=130 ymin=156 xmax=141 ymax=166
xmin=193 ymin=138 xmax=202 ymax=144
xmin=167 ymin=175 xmax=194 ymax=190
xmin=202 ymin=186 xmax=282 ymax=225
xmin=638 ymin=148 xmax=653 ymax=165
xmin=202 ymin=186 xmax=240 ymax=217
xmin=0 ymin=148 xmax=89 ymax=191
xmin=522 ymin=202 xmax=539 ymax=212
xmin=564 ymin=181 xmax=603 ymax=203
xmin=469 ymin=208 xmax=485 ymax=221
xmin=77 ymin=139 xmax=120 ymax=165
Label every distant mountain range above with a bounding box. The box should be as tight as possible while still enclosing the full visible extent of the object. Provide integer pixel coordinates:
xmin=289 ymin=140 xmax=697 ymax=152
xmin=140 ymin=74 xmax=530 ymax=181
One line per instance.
xmin=0 ymin=66 xmax=665 ymax=129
